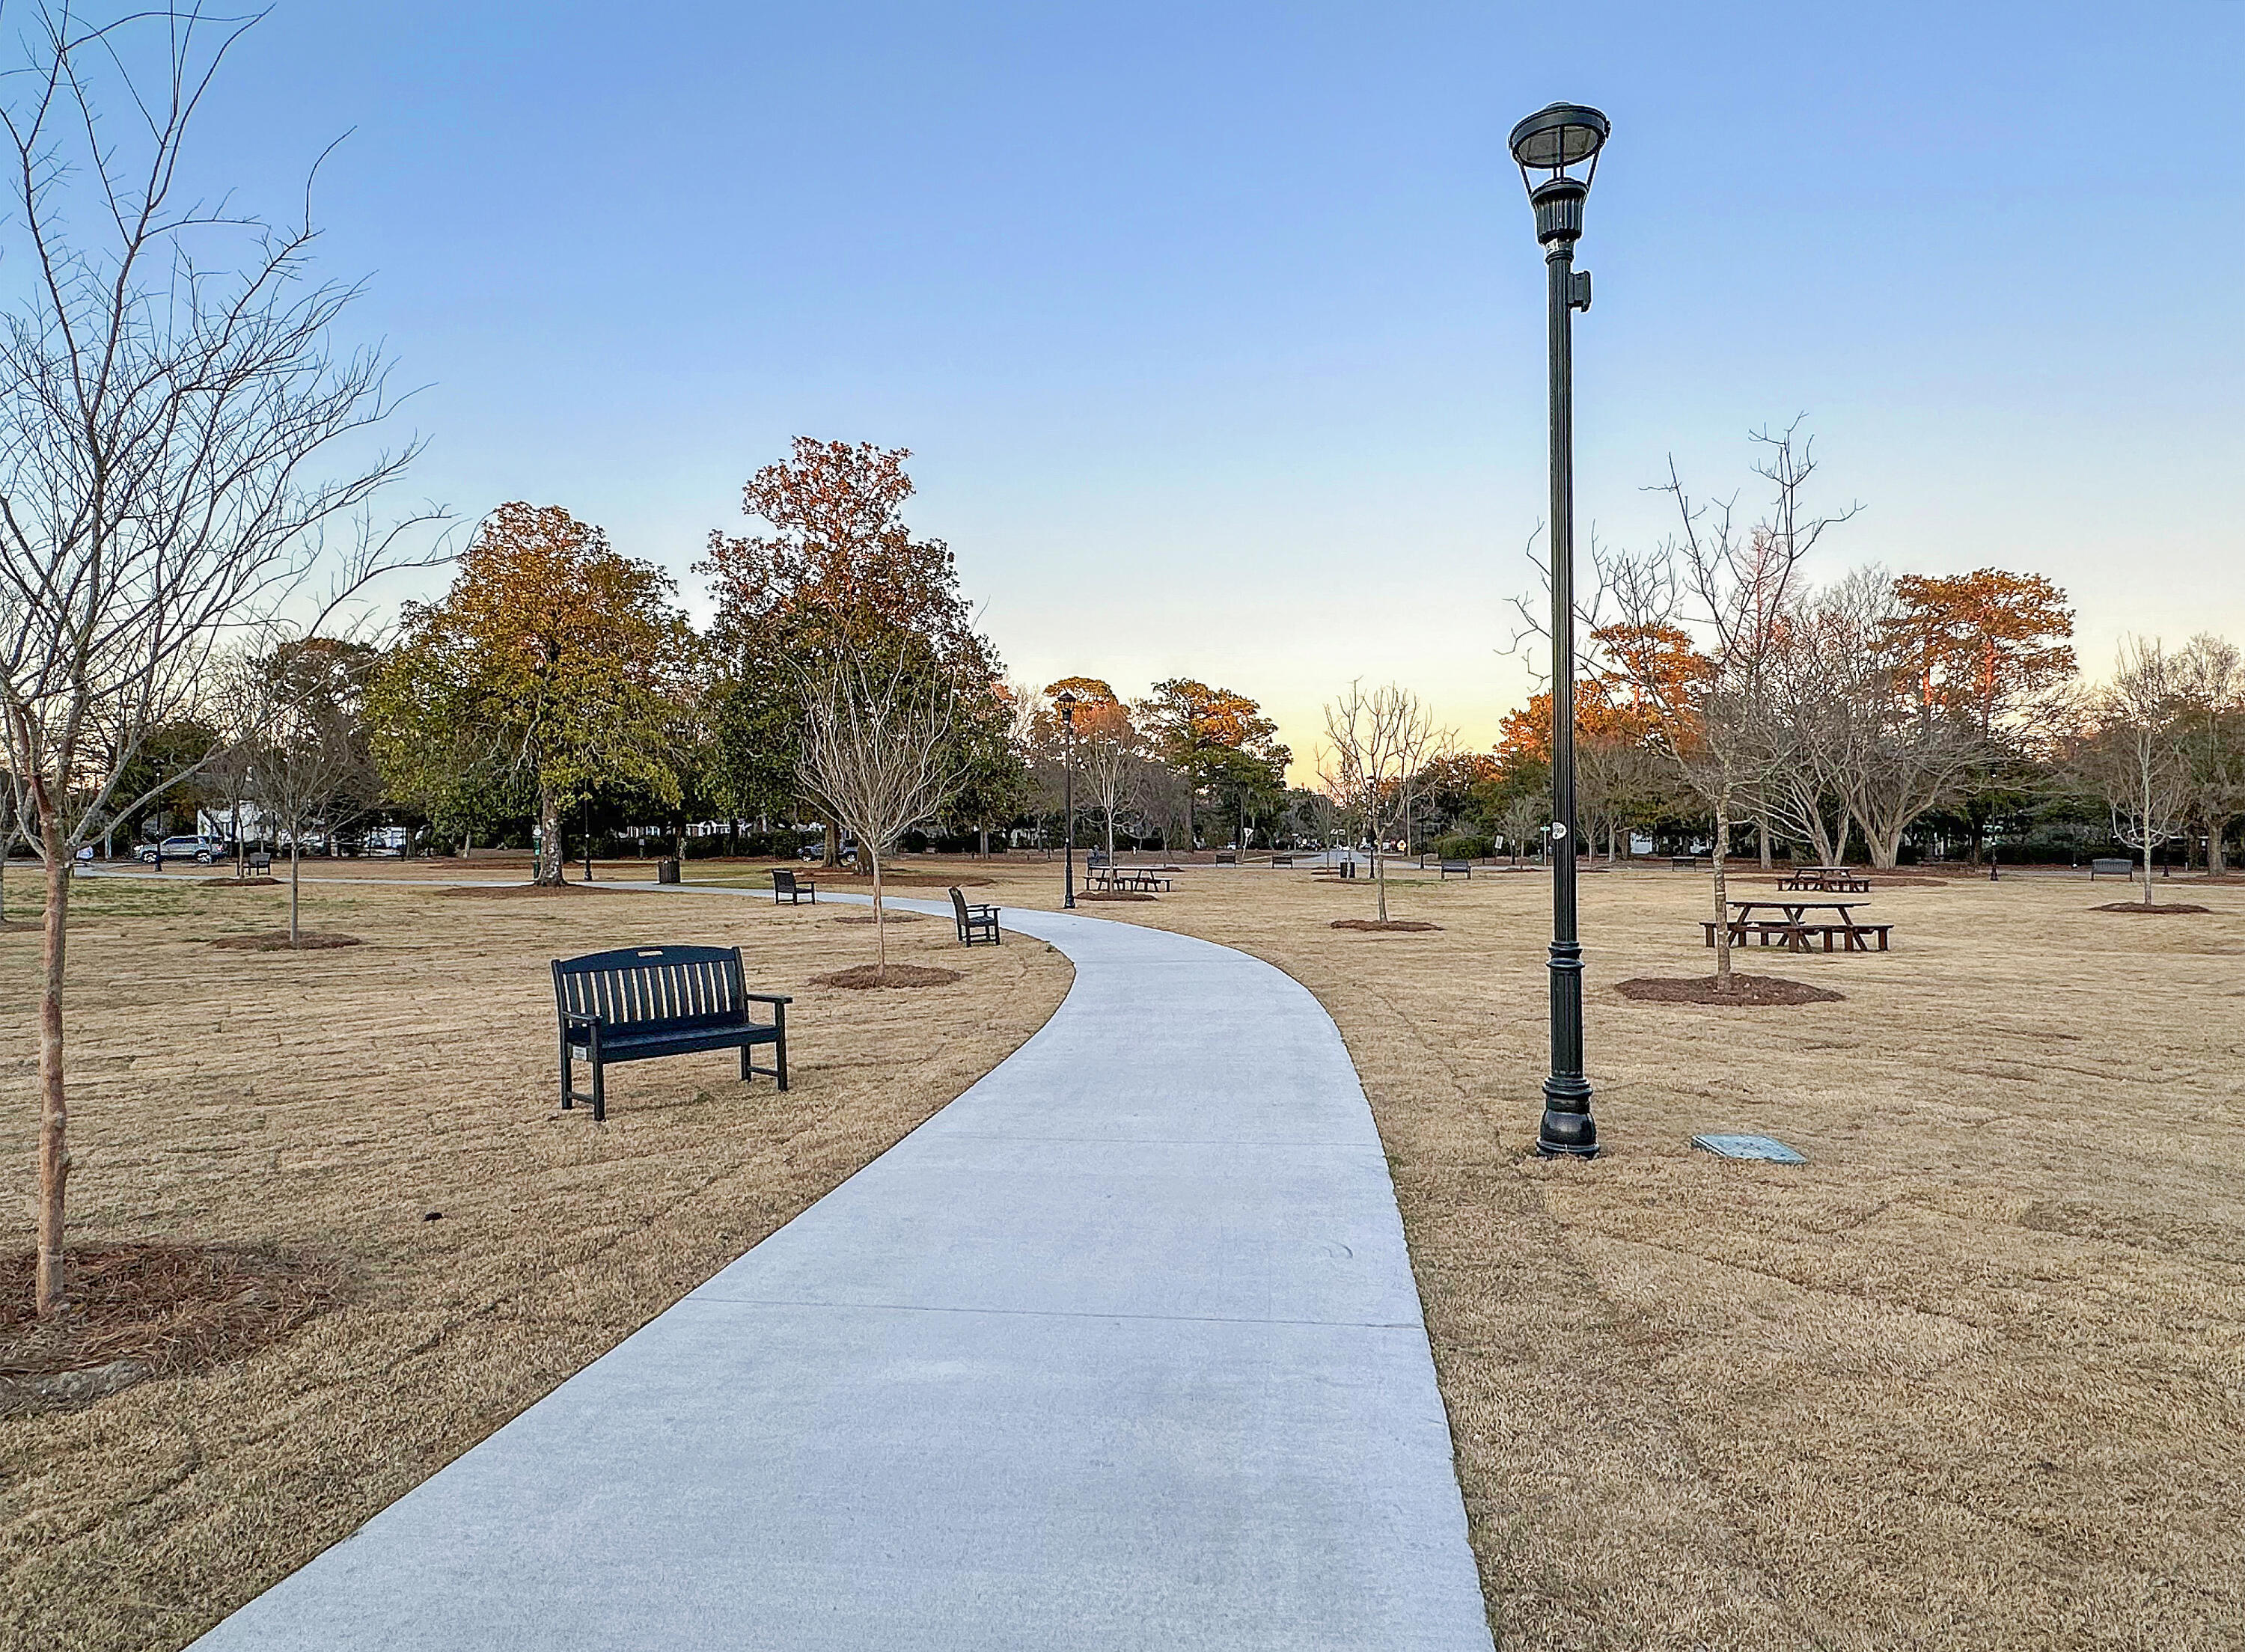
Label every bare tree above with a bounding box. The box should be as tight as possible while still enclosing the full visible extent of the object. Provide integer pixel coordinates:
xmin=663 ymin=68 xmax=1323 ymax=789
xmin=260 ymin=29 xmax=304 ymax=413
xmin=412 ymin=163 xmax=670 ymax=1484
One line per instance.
xmin=0 ymin=7 xmax=439 ymax=1313
xmin=1318 ymin=681 xmax=1434 ymax=923
xmin=239 ymin=640 xmax=382 ymax=946
xmin=1603 ymin=423 xmax=1859 ymax=990
xmin=1075 ymin=700 xmax=1143 ymax=859
xmin=2077 ymin=639 xmax=2191 ymax=907
xmin=795 ymin=660 xmax=965 ymax=979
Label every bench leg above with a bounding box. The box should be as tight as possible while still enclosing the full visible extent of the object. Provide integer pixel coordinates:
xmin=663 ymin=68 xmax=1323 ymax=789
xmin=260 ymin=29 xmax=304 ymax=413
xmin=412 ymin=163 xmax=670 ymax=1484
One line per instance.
xmin=590 ymin=1059 xmax=605 ymax=1124
xmin=560 ymin=1043 xmax=574 ymax=1111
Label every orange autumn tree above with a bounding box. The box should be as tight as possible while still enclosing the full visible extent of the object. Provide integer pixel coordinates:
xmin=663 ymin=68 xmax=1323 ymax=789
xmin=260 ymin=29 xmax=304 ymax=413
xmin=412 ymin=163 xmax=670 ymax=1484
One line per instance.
xmin=1884 ymin=569 xmax=2077 ymax=861
xmin=371 ymin=504 xmax=696 ymax=885
xmin=697 ymin=439 xmax=1009 ymax=861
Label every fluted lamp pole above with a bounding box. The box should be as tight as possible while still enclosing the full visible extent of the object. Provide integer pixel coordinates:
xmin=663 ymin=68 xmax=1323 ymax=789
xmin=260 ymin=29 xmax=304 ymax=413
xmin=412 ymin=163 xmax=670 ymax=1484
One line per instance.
xmin=1509 ymin=100 xmax=1608 ymax=1159
xmin=1057 ymin=691 xmax=1078 ymax=910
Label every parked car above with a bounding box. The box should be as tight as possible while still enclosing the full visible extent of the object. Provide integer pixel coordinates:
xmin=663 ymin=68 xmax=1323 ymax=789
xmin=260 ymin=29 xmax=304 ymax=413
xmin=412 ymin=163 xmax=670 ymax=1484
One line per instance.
xmin=138 ymin=834 xmax=230 ymax=866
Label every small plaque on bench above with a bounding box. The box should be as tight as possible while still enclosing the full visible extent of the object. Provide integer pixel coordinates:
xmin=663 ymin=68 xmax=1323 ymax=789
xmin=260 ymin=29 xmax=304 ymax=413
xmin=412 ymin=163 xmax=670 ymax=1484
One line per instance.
xmin=1691 ymin=1133 xmax=1806 ymax=1164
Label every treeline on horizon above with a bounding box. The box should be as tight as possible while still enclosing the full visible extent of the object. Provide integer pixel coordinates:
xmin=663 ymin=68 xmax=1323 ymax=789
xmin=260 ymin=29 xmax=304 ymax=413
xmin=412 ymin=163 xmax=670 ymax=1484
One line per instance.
xmin=36 ymin=435 xmax=2244 ymax=885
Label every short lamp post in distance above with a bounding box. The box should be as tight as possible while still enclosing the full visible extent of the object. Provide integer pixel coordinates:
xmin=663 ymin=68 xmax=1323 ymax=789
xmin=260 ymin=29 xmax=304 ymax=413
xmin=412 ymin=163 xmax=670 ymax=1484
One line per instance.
xmin=1509 ymin=100 xmax=1608 ymax=1160
xmin=1056 ymin=690 xmax=1078 ymax=910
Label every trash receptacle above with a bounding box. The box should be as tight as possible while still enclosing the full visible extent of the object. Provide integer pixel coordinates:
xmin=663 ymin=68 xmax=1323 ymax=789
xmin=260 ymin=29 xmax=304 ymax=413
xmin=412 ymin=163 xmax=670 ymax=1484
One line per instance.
xmin=657 ymin=857 xmax=681 ymax=884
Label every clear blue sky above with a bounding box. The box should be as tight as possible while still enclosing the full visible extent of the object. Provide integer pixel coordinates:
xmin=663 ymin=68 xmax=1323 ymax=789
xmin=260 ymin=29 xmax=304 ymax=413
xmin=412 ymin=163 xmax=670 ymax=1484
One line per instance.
xmin=184 ymin=1 xmax=2245 ymax=770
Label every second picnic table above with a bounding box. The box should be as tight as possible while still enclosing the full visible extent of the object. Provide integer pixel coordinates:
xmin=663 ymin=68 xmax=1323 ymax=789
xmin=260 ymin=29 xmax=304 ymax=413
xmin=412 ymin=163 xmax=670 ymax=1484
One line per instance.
xmin=1780 ymin=865 xmax=1871 ymax=893
xmin=1705 ymin=899 xmax=1893 ymax=953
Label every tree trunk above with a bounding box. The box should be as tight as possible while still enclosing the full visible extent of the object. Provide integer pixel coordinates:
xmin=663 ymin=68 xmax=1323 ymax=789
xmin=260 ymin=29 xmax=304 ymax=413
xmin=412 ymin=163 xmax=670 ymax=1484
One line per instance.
xmin=1711 ymin=793 xmax=1734 ymax=993
xmin=822 ymin=820 xmax=841 ymax=869
xmin=1375 ymin=844 xmax=1387 ymax=923
xmin=2141 ymin=771 xmax=2155 ymax=908
xmin=34 ymin=810 xmax=70 ymax=1315
xmin=1756 ymin=803 xmax=1773 ymax=869
xmin=871 ymin=851 xmax=886 ymax=983
xmin=2213 ymin=822 xmax=2231 ymax=878
xmin=290 ymin=842 xmax=303 ymax=946
xmin=534 ymin=786 xmax=565 ymax=885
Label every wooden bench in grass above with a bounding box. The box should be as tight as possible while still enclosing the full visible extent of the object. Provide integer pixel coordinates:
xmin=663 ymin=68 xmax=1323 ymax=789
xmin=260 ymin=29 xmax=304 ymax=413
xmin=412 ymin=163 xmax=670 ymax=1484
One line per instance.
xmin=950 ymin=887 xmax=1001 ymax=946
xmin=552 ymin=944 xmax=789 ymax=1122
xmin=772 ymin=868 xmax=818 ymax=905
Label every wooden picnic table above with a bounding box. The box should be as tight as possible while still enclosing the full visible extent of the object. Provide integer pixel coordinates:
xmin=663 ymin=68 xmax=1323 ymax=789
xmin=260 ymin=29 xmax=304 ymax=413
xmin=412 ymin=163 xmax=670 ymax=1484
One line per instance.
xmin=1705 ymin=899 xmax=1892 ymax=953
xmin=1092 ymin=866 xmax=1175 ymax=893
xmin=1780 ymin=866 xmax=1871 ymax=893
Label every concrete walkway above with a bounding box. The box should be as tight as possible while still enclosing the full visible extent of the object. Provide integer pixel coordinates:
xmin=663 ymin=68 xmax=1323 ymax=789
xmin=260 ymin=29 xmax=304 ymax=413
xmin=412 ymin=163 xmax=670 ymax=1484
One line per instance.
xmin=191 ymin=898 xmax=1492 ymax=1651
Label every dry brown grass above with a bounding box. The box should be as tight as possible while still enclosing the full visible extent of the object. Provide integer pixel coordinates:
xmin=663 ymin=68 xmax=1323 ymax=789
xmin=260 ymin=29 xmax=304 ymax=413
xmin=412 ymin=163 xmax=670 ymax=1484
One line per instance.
xmin=963 ymin=857 xmax=2245 ymax=1649
xmin=0 ymin=868 xmax=1069 ymax=1651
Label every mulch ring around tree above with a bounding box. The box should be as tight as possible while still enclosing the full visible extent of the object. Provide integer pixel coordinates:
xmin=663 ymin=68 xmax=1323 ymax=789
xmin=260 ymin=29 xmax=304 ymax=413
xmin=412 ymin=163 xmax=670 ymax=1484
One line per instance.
xmin=201 ymin=875 xmax=281 ymax=887
xmin=810 ymin=963 xmax=964 ymax=989
xmin=828 ymin=911 xmax=929 ymax=924
xmin=210 ymin=931 xmax=364 ymax=952
xmin=0 ymin=1244 xmax=349 ymax=1419
xmin=2092 ymin=902 xmax=2211 ymax=915
xmin=1077 ymin=891 xmax=1156 ymax=902
xmin=1330 ymin=920 xmax=1443 ymax=933
xmin=1616 ymin=973 xmax=1845 ymax=1006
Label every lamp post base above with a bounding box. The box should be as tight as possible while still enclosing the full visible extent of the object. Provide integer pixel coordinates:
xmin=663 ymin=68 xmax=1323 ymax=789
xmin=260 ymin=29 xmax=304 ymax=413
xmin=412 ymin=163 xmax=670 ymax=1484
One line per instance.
xmin=1536 ymin=1077 xmax=1598 ymax=1157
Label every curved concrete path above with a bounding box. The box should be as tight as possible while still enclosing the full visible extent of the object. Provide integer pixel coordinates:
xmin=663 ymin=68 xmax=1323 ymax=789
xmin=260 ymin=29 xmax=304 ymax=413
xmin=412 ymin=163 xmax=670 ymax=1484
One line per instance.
xmin=192 ymin=899 xmax=1491 ymax=1651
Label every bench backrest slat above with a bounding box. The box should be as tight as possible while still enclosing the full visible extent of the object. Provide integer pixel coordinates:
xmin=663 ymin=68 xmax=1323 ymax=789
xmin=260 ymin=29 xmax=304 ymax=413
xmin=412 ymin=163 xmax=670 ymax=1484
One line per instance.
xmin=553 ymin=945 xmax=745 ymax=1030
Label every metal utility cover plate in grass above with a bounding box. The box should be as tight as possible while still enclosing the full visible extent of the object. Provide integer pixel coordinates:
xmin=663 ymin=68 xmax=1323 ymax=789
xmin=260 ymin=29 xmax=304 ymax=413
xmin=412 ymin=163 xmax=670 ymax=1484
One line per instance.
xmin=1692 ymin=1133 xmax=1808 ymax=1164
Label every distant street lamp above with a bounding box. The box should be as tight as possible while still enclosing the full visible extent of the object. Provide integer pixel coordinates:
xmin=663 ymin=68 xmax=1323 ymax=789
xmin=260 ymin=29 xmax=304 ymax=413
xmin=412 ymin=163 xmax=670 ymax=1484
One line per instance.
xmin=1057 ymin=691 xmax=1079 ymax=910
xmin=1509 ymin=100 xmax=1608 ymax=1160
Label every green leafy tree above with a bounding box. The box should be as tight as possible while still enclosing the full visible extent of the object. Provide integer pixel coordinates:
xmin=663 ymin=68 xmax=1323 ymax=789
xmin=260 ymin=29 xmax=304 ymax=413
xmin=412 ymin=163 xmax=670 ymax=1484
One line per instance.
xmin=1137 ymin=679 xmax=1291 ymax=848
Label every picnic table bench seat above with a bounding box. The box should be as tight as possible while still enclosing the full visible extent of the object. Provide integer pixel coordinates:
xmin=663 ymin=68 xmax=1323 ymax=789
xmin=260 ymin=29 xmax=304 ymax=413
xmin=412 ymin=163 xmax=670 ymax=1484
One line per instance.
xmin=552 ymin=944 xmax=789 ymax=1122
xmin=1701 ymin=919 xmax=1893 ymax=953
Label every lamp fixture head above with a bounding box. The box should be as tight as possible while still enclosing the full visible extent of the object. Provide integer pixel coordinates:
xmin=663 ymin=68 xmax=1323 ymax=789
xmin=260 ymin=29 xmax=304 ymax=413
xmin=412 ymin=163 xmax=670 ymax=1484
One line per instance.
xmin=1055 ymin=688 xmax=1078 ymax=726
xmin=1508 ymin=102 xmax=1608 ymax=246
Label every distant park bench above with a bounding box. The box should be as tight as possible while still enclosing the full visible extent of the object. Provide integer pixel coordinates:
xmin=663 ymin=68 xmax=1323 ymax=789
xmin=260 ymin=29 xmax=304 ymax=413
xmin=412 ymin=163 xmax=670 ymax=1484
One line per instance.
xmin=772 ymin=868 xmax=817 ymax=905
xmin=950 ymin=887 xmax=1001 ymax=946
xmin=2089 ymin=857 xmax=2133 ymax=880
xmin=1671 ymin=856 xmax=1704 ymax=871
xmin=552 ymin=944 xmax=789 ymax=1122
xmin=1271 ymin=853 xmax=1295 ymax=867
xmin=1214 ymin=850 xmax=1238 ymax=866
xmin=247 ymin=851 xmax=272 ymax=875
xmin=1440 ymin=859 xmax=1472 ymax=879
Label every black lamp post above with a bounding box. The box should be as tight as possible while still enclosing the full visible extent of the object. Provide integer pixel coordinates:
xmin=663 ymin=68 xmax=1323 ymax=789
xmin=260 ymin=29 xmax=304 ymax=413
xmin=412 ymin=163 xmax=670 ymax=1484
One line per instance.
xmin=1057 ymin=691 xmax=1078 ymax=910
xmin=1509 ymin=101 xmax=1608 ymax=1160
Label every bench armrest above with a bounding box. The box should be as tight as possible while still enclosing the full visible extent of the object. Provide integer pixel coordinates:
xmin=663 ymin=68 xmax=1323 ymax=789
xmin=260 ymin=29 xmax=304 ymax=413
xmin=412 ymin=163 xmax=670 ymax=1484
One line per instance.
xmin=744 ymin=993 xmax=793 ymax=1006
xmin=561 ymin=1010 xmax=605 ymax=1028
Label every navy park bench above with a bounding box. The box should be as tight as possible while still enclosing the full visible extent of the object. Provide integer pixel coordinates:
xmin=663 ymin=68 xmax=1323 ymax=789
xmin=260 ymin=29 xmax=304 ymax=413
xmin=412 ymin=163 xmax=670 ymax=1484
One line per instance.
xmin=772 ymin=868 xmax=817 ymax=905
xmin=1440 ymin=859 xmax=1471 ymax=879
xmin=552 ymin=944 xmax=789 ymax=1122
xmin=2089 ymin=857 xmax=2133 ymax=880
xmin=950 ymin=887 xmax=1001 ymax=946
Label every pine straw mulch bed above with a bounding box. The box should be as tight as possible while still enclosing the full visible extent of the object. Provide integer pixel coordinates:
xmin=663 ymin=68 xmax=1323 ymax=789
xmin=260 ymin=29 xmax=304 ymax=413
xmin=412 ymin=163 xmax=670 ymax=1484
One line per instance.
xmin=200 ymin=876 xmax=281 ymax=887
xmin=809 ymin=963 xmax=965 ymax=988
xmin=1614 ymin=973 xmax=1846 ymax=1006
xmin=827 ymin=911 xmax=929 ymax=924
xmin=209 ymin=931 xmax=364 ymax=952
xmin=1331 ymin=919 xmax=1443 ymax=932
xmin=0 ymin=1246 xmax=350 ymax=1419
xmin=2092 ymin=902 xmax=2212 ymax=915
xmin=1077 ymin=891 xmax=1156 ymax=902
